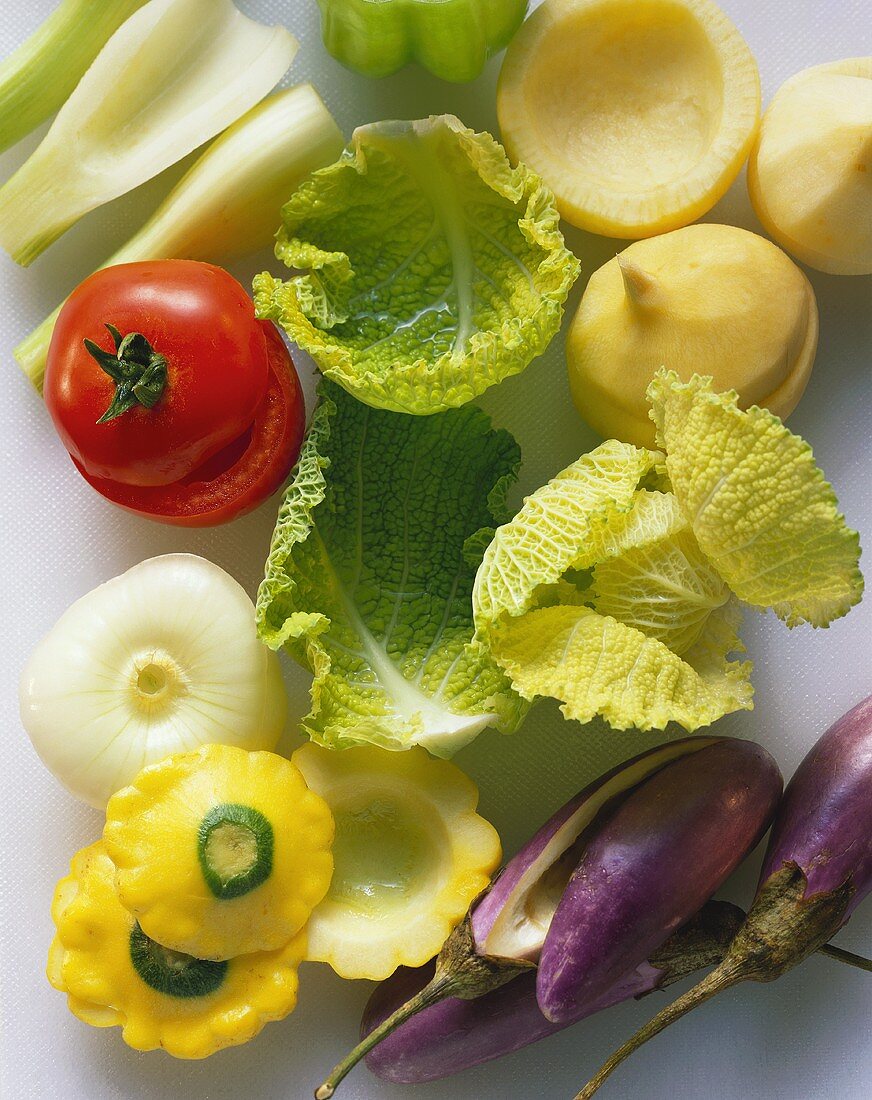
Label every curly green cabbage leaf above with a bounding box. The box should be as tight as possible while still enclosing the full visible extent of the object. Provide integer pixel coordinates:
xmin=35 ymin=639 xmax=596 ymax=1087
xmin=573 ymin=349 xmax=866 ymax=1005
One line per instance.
xmin=474 ymin=371 xmax=862 ymax=733
xmin=474 ymin=443 xmax=752 ymax=732
xmin=257 ymin=380 xmax=526 ymax=755
xmin=649 ymin=371 xmax=863 ymax=627
xmin=590 ymin=524 xmax=730 ymax=656
xmin=254 ymin=114 xmax=580 ymax=414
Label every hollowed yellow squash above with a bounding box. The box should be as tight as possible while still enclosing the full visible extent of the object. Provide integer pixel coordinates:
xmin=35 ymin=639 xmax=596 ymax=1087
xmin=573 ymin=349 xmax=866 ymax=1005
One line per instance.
xmin=498 ymin=0 xmax=760 ymax=237
xmin=292 ymin=743 xmax=501 ymax=980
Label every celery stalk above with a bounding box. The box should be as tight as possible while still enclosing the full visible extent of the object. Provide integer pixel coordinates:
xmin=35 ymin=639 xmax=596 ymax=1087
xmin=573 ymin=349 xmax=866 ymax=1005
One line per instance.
xmin=0 ymin=0 xmax=147 ymax=155
xmin=15 ymin=84 xmax=344 ymax=393
xmin=0 ymin=0 xmax=297 ymax=266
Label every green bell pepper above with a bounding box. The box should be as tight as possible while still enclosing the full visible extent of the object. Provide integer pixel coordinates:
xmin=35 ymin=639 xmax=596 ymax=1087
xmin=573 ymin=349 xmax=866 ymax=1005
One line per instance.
xmin=317 ymin=0 xmax=528 ymax=82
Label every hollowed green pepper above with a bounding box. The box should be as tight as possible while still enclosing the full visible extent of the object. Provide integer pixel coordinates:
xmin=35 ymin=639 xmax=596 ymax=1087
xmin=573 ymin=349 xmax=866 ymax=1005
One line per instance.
xmin=317 ymin=0 xmax=528 ymax=82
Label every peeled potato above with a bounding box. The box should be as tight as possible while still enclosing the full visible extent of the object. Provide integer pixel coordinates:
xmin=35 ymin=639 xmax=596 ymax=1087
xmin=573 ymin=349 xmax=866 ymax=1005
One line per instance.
xmin=498 ymin=0 xmax=760 ymax=238
xmin=749 ymin=58 xmax=872 ymax=275
xmin=567 ymin=224 xmax=818 ymax=447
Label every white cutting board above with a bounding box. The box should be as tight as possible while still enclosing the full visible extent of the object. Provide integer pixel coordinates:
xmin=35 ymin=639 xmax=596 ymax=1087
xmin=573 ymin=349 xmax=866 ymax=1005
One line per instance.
xmin=0 ymin=2 xmax=869 ymax=1098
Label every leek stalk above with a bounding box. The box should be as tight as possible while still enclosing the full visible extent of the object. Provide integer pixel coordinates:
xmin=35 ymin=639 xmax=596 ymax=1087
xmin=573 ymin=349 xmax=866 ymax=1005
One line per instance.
xmin=15 ymin=84 xmax=344 ymax=393
xmin=0 ymin=0 xmax=297 ymax=266
xmin=0 ymin=0 xmax=147 ymax=155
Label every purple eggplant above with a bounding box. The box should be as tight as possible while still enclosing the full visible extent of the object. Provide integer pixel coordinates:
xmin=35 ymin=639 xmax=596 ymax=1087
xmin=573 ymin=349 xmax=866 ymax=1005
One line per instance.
xmin=538 ymin=738 xmax=783 ymax=1021
xmin=576 ymin=694 xmax=872 ymax=1099
xmin=314 ymin=735 xmax=778 ymax=1098
xmin=471 ymin=736 xmax=725 ymax=962
xmin=759 ymin=693 xmax=872 ymax=916
xmin=362 ymin=902 xmax=745 ymax=1084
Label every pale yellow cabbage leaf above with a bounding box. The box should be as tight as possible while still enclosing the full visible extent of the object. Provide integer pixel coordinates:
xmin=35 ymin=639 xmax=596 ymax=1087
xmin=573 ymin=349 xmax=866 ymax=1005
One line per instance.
xmin=649 ymin=370 xmax=863 ymax=627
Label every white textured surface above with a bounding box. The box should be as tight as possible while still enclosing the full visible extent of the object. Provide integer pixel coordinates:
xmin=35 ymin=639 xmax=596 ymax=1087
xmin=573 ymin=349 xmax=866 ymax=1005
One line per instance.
xmin=0 ymin=2 xmax=870 ymax=1098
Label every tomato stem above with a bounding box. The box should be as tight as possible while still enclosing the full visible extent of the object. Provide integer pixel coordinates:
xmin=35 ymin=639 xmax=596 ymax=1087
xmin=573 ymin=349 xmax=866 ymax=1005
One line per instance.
xmin=85 ymin=323 xmax=167 ymax=423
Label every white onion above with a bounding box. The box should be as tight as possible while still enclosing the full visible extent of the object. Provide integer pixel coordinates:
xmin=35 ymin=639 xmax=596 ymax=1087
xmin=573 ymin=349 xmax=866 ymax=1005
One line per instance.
xmin=20 ymin=554 xmax=286 ymax=808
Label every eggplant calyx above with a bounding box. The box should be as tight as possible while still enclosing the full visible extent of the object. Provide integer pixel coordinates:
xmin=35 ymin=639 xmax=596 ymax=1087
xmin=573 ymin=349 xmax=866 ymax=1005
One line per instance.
xmin=433 ymin=907 xmax=537 ymax=998
xmin=730 ymin=862 xmax=857 ymax=982
xmin=642 ymin=900 xmax=746 ymax=995
xmin=314 ymin=913 xmax=533 ymax=1099
xmin=574 ymin=864 xmax=856 ymax=1100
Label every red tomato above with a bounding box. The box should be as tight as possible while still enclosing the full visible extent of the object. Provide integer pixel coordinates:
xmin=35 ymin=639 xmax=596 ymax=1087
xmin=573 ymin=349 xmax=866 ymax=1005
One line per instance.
xmin=45 ymin=260 xmax=269 ymax=487
xmin=73 ymin=322 xmax=306 ymax=527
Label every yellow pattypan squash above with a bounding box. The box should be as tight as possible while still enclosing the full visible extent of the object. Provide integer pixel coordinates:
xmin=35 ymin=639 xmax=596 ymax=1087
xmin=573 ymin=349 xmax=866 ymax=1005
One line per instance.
xmin=47 ymin=841 xmax=306 ymax=1059
xmin=292 ymin=743 xmax=501 ymax=980
xmin=103 ymin=743 xmax=334 ymax=961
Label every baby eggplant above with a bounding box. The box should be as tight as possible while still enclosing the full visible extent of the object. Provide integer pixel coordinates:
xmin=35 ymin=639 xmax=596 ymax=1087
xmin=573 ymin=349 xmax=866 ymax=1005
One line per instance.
xmin=759 ymin=693 xmax=872 ymax=920
xmin=362 ymin=902 xmax=745 ymax=1084
xmin=538 ymin=738 xmax=783 ymax=1021
xmin=576 ymin=694 xmax=872 ymax=1099
xmin=471 ymin=737 xmax=724 ymax=962
xmin=315 ymin=735 xmax=774 ymax=1097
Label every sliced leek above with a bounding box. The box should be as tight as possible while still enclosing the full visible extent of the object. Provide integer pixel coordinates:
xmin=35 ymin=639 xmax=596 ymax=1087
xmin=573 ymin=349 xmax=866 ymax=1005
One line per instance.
xmin=20 ymin=555 xmax=287 ymax=809
xmin=0 ymin=0 xmax=298 ymax=266
xmin=15 ymin=84 xmax=343 ymax=393
xmin=0 ymin=0 xmax=147 ymax=154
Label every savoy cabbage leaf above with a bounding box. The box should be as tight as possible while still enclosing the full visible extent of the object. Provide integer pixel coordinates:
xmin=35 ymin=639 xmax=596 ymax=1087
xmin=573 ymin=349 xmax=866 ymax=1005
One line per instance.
xmin=473 ymin=372 xmax=862 ymax=733
xmin=474 ymin=441 xmax=752 ymax=732
xmin=254 ymin=114 xmax=580 ymax=414
xmin=257 ymin=380 xmax=526 ymax=754
xmin=649 ymin=370 xmax=863 ymax=627
xmin=489 ymin=601 xmax=751 ymax=733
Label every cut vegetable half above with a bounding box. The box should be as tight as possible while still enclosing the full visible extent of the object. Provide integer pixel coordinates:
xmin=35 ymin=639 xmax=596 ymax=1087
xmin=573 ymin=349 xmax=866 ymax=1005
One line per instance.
xmin=20 ymin=555 xmax=286 ymax=808
xmin=293 ymin=743 xmax=501 ymax=980
xmin=474 ymin=737 xmax=719 ymax=961
xmin=104 ymin=744 xmax=334 ymax=960
xmin=0 ymin=0 xmax=298 ymax=265
xmin=748 ymin=58 xmax=872 ymax=275
xmin=15 ymin=84 xmax=344 ymax=393
xmin=497 ymin=0 xmax=761 ymax=236
xmin=48 ymin=842 xmax=306 ymax=1059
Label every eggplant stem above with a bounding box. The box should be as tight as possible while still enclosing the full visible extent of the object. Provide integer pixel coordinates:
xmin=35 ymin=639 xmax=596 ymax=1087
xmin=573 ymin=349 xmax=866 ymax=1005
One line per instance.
xmin=819 ymin=943 xmax=872 ymax=973
xmin=573 ymin=962 xmax=746 ymax=1100
xmin=314 ymin=908 xmax=534 ymax=1097
xmin=576 ymin=869 xmax=860 ymax=1098
xmin=314 ymin=974 xmax=456 ymax=1099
